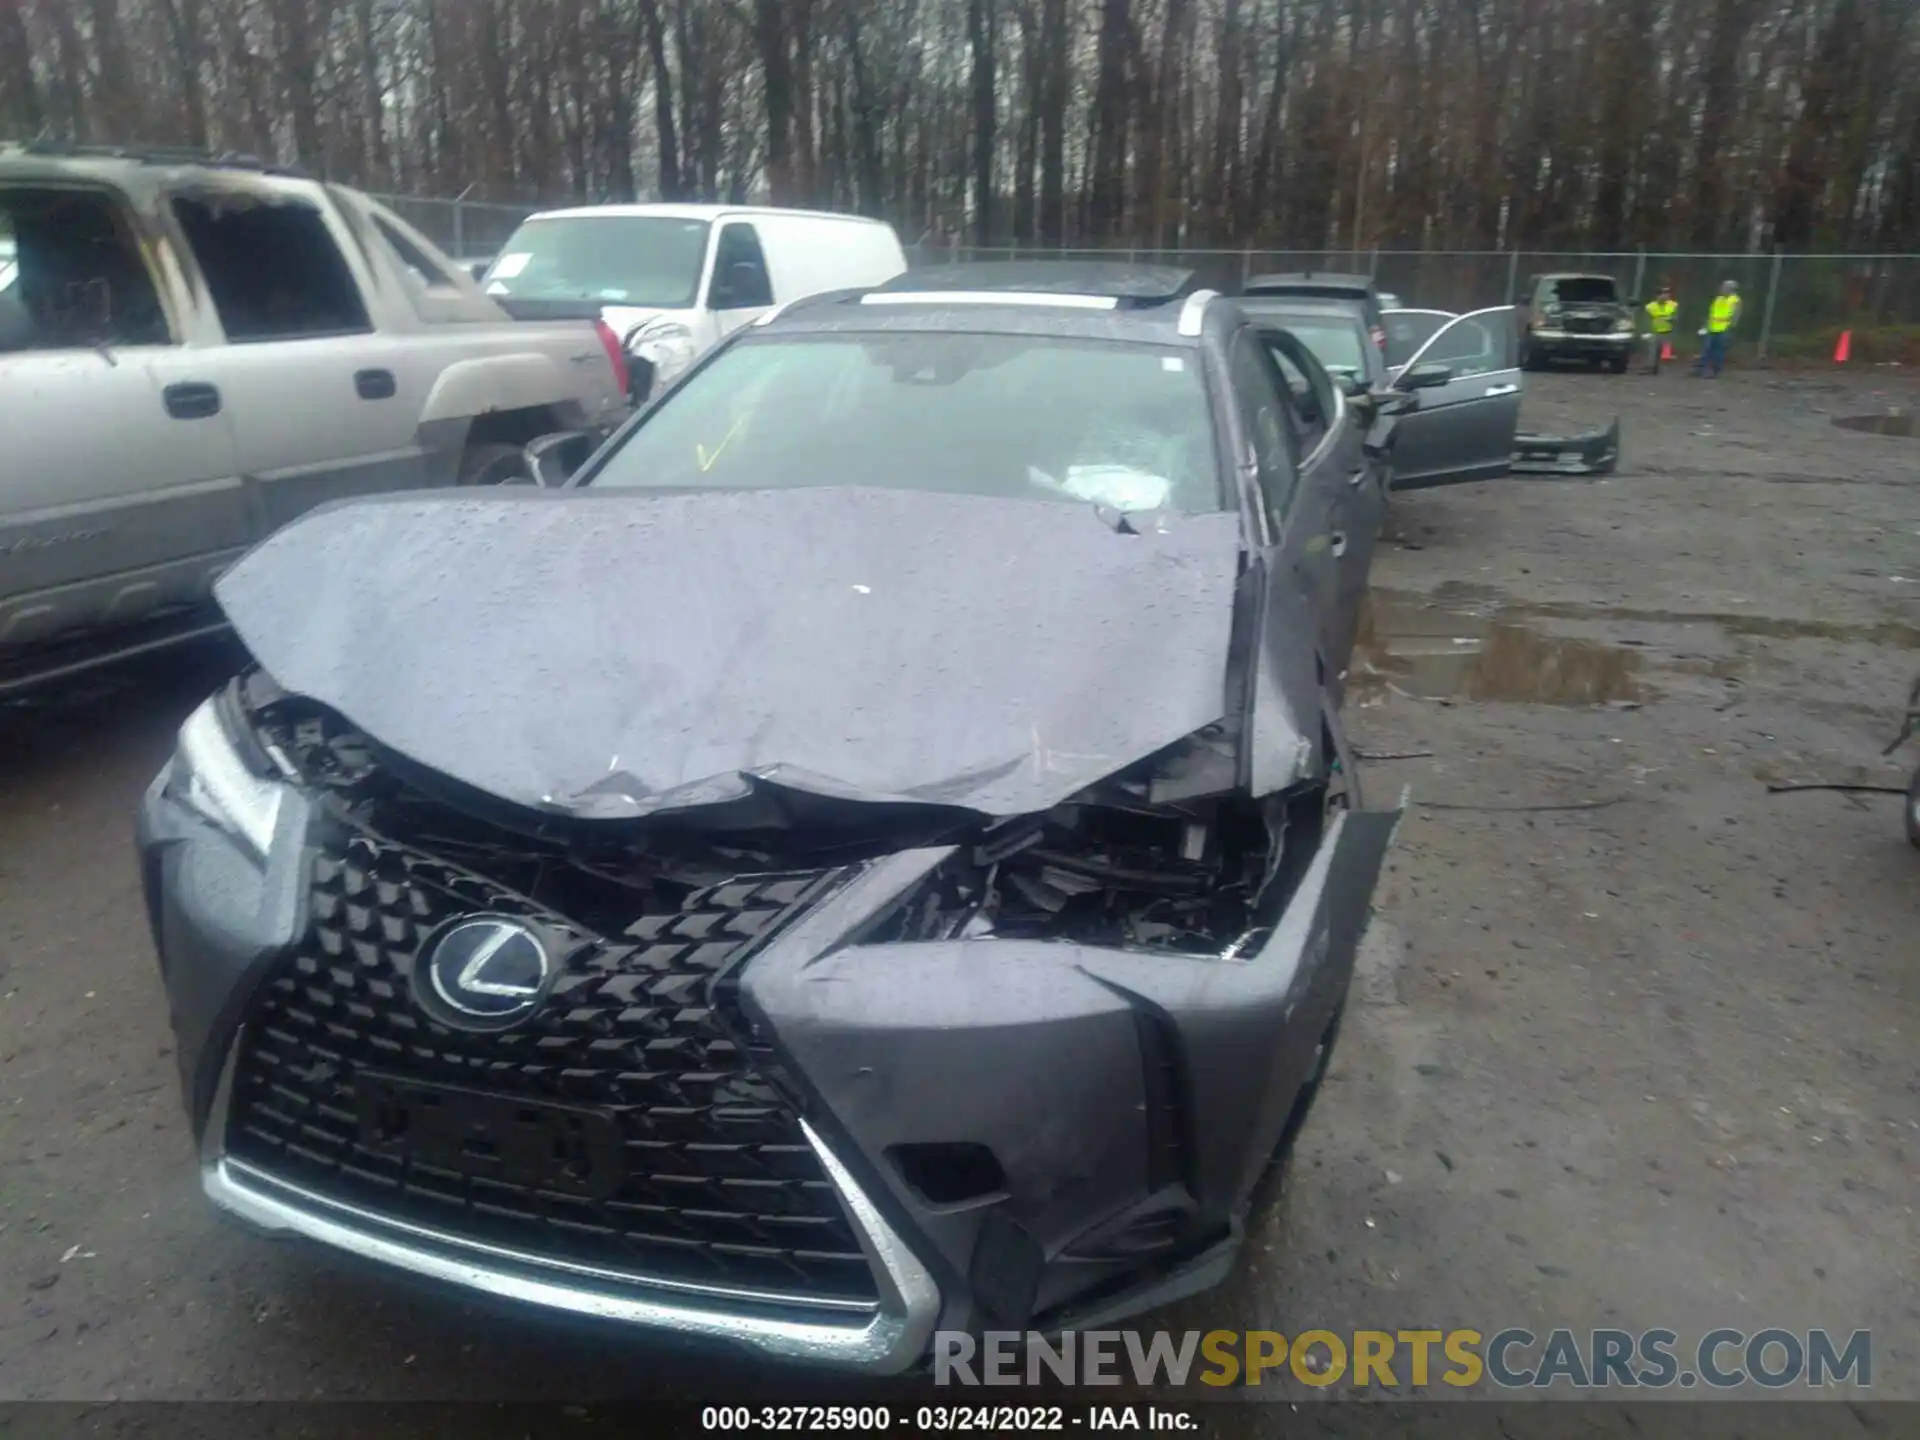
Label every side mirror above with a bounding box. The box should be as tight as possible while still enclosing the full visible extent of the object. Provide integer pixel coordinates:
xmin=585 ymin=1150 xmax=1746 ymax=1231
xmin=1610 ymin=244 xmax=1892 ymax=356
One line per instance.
xmin=1399 ymin=361 xmax=1454 ymax=391
xmin=524 ymin=429 xmax=597 ymax=487
xmin=469 ymin=260 xmax=491 ymax=283
xmin=1335 ymin=370 xmax=1370 ymax=399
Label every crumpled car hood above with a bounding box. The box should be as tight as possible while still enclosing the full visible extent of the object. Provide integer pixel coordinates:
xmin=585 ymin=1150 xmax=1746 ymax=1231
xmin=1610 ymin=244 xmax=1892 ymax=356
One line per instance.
xmin=214 ymin=487 xmax=1245 ymax=820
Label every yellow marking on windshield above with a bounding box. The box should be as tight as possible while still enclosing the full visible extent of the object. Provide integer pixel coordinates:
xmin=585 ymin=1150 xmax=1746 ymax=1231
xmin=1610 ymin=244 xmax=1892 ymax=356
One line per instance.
xmin=696 ymin=412 xmax=749 ymax=472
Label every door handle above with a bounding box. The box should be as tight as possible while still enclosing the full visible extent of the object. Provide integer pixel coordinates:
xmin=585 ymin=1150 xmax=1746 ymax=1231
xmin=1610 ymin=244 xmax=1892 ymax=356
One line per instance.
xmin=1483 ymin=382 xmax=1520 ymax=397
xmin=355 ymin=368 xmax=397 ymax=400
xmin=1330 ymin=530 xmax=1348 ymax=558
xmin=162 ymin=381 xmax=221 ymax=420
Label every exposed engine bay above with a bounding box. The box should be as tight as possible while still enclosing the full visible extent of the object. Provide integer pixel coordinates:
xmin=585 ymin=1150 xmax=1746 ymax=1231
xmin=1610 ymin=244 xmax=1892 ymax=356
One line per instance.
xmin=235 ymin=669 xmax=1325 ymax=960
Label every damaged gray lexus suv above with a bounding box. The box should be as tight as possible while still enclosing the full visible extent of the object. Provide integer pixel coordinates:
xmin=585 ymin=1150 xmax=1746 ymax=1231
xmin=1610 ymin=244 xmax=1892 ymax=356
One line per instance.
xmin=137 ymin=264 xmax=1401 ymax=1372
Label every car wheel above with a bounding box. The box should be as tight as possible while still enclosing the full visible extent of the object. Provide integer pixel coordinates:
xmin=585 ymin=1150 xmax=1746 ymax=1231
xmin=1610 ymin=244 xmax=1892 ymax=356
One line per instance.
xmin=1609 ymin=355 xmax=1629 ymax=374
xmin=458 ymin=441 xmax=533 ymax=486
xmin=1906 ymin=768 xmax=1920 ymax=849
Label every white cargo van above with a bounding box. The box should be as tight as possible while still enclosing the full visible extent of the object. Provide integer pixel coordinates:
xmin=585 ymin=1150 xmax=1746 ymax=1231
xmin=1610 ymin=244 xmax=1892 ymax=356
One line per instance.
xmin=479 ymin=204 xmax=908 ymax=402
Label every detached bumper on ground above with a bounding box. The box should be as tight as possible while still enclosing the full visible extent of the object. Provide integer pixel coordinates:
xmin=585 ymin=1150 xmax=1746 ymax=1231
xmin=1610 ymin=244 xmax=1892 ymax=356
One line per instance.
xmin=1511 ymin=416 xmax=1622 ymax=476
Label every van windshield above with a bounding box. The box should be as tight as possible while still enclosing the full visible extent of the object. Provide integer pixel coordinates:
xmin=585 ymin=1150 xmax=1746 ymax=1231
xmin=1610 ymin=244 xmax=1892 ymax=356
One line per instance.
xmin=482 ymin=216 xmax=711 ymax=307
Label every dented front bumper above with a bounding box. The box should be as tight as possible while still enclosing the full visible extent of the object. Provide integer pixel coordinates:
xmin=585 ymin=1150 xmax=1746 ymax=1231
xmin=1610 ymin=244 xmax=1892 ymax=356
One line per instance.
xmin=740 ymin=804 xmax=1401 ymax=1334
xmin=139 ymin=726 xmax=1401 ymax=1366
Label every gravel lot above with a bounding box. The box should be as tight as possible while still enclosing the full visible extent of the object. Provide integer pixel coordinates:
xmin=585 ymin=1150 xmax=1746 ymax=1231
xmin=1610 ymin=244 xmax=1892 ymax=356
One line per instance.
xmin=2 ymin=367 xmax=1916 ymax=1412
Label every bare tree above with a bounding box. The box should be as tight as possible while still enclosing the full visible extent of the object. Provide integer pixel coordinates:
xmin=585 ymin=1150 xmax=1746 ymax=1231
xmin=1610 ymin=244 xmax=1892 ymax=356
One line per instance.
xmin=966 ymin=0 xmax=994 ymax=242
xmin=5 ymin=0 xmax=1920 ymax=259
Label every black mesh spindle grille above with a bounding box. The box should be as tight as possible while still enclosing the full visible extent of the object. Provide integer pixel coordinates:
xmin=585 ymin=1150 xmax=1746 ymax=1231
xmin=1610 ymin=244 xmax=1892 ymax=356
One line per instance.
xmin=225 ymin=830 xmax=877 ymax=1304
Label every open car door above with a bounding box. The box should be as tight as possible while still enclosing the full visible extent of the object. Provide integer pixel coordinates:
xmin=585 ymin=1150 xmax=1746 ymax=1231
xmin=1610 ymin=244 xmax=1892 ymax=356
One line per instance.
xmin=1384 ymin=306 xmax=1523 ymax=489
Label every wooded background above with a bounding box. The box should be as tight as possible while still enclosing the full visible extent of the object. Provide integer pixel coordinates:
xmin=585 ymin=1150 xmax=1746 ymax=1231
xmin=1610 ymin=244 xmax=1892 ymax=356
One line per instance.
xmin=3 ymin=0 xmax=1918 ymax=255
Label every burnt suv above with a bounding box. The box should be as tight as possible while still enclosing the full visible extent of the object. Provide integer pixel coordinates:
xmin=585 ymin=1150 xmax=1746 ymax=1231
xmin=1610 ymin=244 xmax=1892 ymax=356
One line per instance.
xmin=1517 ymin=272 xmax=1636 ymax=372
xmin=137 ymin=264 xmax=1399 ymax=1372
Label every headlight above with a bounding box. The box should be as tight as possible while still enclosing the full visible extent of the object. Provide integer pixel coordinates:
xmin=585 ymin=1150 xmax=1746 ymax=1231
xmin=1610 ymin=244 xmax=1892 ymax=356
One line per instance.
xmin=628 ymin=319 xmax=697 ymax=392
xmin=174 ymin=687 xmax=284 ymax=860
xmin=1614 ymin=317 xmax=1635 ymax=334
xmin=1542 ymin=303 xmax=1562 ymax=318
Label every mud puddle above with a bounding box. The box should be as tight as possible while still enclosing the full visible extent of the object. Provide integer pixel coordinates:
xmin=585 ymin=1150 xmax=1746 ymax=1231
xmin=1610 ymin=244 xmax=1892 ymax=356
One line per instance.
xmin=1834 ymin=412 xmax=1916 ymax=437
xmin=1353 ymin=590 xmax=1646 ymax=706
xmin=1399 ymin=582 xmax=1920 ymax=650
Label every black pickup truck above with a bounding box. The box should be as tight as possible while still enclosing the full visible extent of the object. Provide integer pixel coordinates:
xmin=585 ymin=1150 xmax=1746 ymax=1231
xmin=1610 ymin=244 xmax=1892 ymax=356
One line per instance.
xmin=1517 ymin=272 xmax=1637 ymax=372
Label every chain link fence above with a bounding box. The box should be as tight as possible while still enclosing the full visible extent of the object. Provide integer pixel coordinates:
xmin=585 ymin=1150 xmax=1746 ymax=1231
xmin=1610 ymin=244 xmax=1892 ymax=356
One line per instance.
xmin=368 ymin=192 xmax=1920 ymax=359
xmin=911 ymin=243 xmax=1920 ymax=357
xmin=369 ymin=193 xmax=540 ymax=261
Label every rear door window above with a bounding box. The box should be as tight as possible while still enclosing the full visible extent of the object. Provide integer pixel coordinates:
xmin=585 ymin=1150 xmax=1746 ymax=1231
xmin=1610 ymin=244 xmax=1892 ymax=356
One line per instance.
xmin=172 ymin=194 xmax=371 ymax=341
xmin=372 ymin=213 xmax=460 ymax=293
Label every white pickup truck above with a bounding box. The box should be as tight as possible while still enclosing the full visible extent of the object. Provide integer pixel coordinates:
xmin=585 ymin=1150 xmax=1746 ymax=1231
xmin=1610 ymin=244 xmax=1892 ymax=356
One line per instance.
xmin=0 ymin=145 xmax=630 ymax=693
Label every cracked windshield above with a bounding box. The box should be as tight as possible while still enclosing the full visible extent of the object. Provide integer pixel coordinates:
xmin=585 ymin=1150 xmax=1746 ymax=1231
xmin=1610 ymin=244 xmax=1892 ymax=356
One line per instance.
xmin=587 ymin=333 xmax=1219 ymax=513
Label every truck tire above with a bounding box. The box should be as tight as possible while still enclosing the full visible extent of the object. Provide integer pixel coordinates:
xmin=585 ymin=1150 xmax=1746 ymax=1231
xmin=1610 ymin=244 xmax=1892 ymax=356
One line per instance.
xmin=1609 ymin=354 xmax=1629 ymax=374
xmin=458 ymin=441 xmax=532 ymax=486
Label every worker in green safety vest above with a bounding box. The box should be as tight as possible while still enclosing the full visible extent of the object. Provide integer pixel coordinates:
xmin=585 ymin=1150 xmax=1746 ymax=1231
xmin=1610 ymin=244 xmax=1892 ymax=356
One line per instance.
xmin=1692 ymin=280 xmax=1742 ymax=378
xmin=1644 ymin=284 xmax=1678 ymax=374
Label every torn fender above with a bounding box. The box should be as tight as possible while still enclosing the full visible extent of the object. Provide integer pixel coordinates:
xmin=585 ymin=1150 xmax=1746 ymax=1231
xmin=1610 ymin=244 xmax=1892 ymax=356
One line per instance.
xmin=1511 ymin=415 xmax=1620 ymax=476
xmin=738 ymin=798 xmax=1404 ymax=1327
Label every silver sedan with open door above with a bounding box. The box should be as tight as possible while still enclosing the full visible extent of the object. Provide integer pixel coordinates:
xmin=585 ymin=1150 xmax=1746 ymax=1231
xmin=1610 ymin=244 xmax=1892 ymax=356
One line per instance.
xmin=1384 ymin=305 xmax=1620 ymax=480
xmin=1378 ymin=306 xmax=1524 ymax=490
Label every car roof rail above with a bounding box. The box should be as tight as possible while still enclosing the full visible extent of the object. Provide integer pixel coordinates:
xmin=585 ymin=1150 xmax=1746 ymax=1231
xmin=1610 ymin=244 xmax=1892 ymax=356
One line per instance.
xmin=5 ymin=140 xmax=310 ymax=178
xmin=861 ymin=290 xmax=1123 ymax=311
xmin=870 ymin=260 xmax=1199 ymax=308
xmin=1243 ymin=270 xmax=1374 ymax=294
xmin=774 ymin=286 xmax=875 ymax=321
xmin=1177 ymin=289 xmax=1219 ymax=336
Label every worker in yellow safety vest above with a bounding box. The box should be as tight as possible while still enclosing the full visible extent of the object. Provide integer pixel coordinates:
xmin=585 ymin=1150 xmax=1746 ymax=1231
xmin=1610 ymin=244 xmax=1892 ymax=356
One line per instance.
xmin=1691 ymin=280 xmax=1742 ymax=378
xmin=1643 ymin=284 xmax=1678 ymax=374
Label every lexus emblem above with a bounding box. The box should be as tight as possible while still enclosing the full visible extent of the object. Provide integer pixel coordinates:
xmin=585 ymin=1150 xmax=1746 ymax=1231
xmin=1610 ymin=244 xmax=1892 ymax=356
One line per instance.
xmin=417 ymin=916 xmax=553 ymax=1026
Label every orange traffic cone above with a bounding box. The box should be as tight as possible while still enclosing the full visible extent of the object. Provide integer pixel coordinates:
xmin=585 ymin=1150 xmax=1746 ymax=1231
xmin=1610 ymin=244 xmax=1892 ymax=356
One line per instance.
xmin=1660 ymin=340 xmax=1675 ymax=361
xmin=1834 ymin=330 xmax=1852 ymax=363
